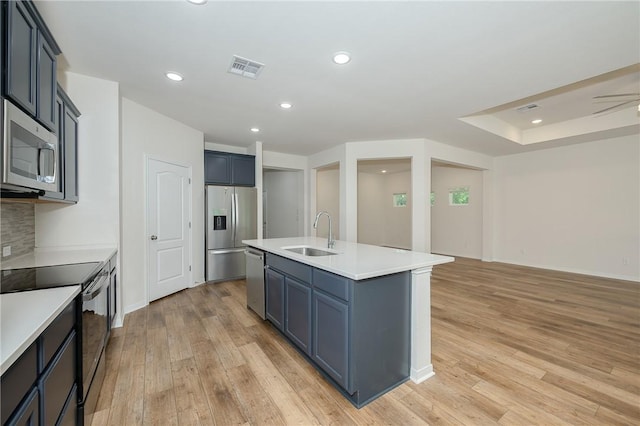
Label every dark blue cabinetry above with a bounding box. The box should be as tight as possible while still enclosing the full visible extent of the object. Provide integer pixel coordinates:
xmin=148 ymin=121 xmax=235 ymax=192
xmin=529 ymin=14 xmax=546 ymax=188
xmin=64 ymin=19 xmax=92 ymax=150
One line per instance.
xmin=3 ymin=0 xmax=61 ymax=131
xmin=40 ymin=86 xmax=80 ymax=203
xmin=264 ymin=252 xmax=411 ymax=407
xmin=285 ymin=276 xmax=312 ymax=356
xmin=265 ymin=268 xmax=285 ymax=330
xmin=0 ymin=299 xmax=78 ymax=426
xmin=204 ymin=150 xmax=255 ymax=186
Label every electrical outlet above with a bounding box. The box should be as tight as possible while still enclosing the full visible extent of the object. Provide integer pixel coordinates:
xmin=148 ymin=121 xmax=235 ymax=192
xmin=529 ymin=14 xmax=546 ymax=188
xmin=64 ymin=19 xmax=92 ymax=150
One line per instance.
xmin=2 ymin=246 xmax=11 ymax=257
xmin=622 ymin=258 xmax=629 ymax=265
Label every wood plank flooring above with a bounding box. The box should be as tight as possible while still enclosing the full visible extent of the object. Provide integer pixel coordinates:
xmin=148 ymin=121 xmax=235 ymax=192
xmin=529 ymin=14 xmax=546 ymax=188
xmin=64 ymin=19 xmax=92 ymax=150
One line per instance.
xmin=92 ymin=258 xmax=640 ymax=425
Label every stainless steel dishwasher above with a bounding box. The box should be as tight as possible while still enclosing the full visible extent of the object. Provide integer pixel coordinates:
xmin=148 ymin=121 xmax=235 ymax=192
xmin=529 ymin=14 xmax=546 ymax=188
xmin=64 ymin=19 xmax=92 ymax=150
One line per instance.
xmin=245 ymin=248 xmax=265 ymax=319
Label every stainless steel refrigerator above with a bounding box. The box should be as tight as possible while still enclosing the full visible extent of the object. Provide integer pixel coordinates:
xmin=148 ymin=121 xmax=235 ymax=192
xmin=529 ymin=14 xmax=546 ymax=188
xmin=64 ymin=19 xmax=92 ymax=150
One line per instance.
xmin=206 ymin=185 xmax=257 ymax=282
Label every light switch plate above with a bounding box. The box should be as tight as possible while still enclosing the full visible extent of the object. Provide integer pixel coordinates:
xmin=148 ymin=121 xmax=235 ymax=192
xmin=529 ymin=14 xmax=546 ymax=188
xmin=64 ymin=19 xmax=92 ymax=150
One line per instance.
xmin=2 ymin=246 xmax=11 ymax=257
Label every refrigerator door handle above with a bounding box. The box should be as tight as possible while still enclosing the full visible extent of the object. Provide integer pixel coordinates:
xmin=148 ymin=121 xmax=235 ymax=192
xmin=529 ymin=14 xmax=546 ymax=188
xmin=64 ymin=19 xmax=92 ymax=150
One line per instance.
xmin=234 ymin=192 xmax=239 ymax=245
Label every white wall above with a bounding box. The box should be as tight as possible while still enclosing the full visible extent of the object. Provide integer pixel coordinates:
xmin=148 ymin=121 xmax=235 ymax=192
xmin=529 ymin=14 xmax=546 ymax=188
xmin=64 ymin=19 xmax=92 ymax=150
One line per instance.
xmin=264 ymin=170 xmax=304 ymax=238
xmin=35 ymin=73 xmax=120 ymax=249
xmin=431 ymin=165 xmax=483 ymax=259
xmin=263 ymin=150 xmax=310 ymax=234
xmin=358 ymin=171 xmax=412 ymax=249
xmin=315 ymin=167 xmax=340 ymax=240
xmin=121 ymin=98 xmax=205 ymax=313
xmin=494 ymin=134 xmax=639 ymax=281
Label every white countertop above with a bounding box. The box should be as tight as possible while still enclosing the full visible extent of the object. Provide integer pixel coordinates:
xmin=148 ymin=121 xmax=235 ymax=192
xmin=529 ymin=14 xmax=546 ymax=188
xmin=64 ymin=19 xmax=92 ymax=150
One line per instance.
xmin=0 ymin=246 xmax=117 ymax=270
xmin=1 ymin=285 xmax=81 ymax=375
xmin=243 ymin=237 xmax=454 ymax=280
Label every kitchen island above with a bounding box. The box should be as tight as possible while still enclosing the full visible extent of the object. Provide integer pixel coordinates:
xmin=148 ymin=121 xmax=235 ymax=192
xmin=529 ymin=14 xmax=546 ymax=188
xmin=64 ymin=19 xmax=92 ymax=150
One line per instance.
xmin=243 ymin=237 xmax=453 ymax=407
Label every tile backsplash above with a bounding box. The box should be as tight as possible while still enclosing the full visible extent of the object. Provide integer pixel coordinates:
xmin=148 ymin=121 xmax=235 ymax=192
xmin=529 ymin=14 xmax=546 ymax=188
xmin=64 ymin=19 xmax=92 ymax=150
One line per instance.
xmin=1 ymin=202 xmax=35 ymax=260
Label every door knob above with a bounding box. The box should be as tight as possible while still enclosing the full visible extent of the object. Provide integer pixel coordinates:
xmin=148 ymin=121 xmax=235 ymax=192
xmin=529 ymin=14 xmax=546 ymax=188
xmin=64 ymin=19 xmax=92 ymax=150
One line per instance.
xmin=150 ymin=235 xmax=158 ymax=240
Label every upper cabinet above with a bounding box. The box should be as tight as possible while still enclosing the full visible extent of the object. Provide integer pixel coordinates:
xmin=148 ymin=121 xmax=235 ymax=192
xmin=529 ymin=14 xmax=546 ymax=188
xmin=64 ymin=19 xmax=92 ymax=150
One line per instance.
xmin=42 ymin=86 xmax=80 ymax=202
xmin=205 ymin=151 xmax=255 ymax=187
xmin=3 ymin=0 xmax=61 ymax=131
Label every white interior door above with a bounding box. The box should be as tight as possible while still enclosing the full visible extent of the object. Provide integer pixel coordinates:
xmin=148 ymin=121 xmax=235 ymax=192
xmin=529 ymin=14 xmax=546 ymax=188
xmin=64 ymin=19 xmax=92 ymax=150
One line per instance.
xmin=147 ymin=158 xmax=191 ymax=302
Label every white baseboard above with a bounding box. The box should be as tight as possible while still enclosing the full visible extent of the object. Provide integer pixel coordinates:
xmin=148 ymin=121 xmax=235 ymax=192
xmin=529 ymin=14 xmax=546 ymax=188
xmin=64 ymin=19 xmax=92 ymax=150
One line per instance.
xmin=410 ymin=365 xmax=435 ymax=384
xmin=493 ymin=257 xmax=639 ymax=283
xmin=124 ymin=300 xmax=147 ymax=315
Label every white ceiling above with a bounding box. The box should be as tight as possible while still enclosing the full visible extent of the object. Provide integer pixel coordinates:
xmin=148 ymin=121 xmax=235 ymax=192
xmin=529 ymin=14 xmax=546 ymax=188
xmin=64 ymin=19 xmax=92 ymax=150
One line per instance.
xmin=35 ymin=0 xmax=640 ymax=157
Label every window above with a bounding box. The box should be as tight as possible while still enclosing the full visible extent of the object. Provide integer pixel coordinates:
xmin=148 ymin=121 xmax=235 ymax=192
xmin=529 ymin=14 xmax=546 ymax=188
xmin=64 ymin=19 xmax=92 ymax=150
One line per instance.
xmin=430 ymin=192 xmax=435 ymax=206
xmin=449 ymin=187 xmax=469 ymax=205
xmin=393 ymin=193 xmax=407 ymax=207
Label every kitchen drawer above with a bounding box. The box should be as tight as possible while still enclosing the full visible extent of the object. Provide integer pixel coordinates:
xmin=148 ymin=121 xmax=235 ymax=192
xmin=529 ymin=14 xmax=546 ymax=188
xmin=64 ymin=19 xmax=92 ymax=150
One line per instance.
xmin=0 ymin=342 xmax=38 ymax=425
xmin=41 ymin=331 xmax=76 ymax=426
xmin=313 ymin=268 xmax=350 ymax=302
xmin=267 ymin=254 xmax=312 ymax=284
xmin=40 ymin=300 xmax=75 ymax=371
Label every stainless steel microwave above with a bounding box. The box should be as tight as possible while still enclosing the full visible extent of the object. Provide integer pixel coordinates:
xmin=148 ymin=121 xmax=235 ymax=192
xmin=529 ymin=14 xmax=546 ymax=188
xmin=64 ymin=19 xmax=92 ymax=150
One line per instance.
xmin=2 ymin=99 xmax=58 ymax=192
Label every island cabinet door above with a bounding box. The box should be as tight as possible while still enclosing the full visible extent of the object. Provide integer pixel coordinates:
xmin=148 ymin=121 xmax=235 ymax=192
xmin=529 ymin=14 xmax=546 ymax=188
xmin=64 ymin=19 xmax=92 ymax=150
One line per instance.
xmin=284 ymin=277 xmax=312 ymax=356
xmin=312 ymin=291 xmax=350 ymax=392
xmin=265 ymin=268 xmax=285 ymax=331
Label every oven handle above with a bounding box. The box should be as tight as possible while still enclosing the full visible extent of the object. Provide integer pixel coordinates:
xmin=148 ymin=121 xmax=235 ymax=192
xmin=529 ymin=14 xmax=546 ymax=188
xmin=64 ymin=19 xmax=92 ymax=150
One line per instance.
xmin=83 ymin=271 xmax=109 ymax=302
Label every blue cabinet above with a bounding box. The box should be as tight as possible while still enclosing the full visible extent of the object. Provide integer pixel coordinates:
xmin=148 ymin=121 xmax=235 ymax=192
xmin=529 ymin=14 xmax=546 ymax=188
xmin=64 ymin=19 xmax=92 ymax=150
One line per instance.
xmin=265 ymin=268 xmax=285 ymax=331
xmin=204 ymin=151 xmax=255 ymax=186
xmin=264 ymin=252 xmax=411 ymax=408
xmin=312 ymin=290 xmax=349 ymax=390
xmin=3 ymin=0 xmax=61 ymax=131
xmin=285 ymin=277 xmax=312 ymax=356
xmin=0 ymin=299 xmax=78 ymax=426
xmin=40 ymin=86 xmax=80 ymax=203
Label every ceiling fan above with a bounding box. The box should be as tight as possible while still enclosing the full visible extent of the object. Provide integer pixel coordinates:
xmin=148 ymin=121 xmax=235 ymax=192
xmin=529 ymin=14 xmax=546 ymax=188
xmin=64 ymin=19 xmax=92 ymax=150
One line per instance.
xmin=592 ymin=93 xmax=640 ymax=115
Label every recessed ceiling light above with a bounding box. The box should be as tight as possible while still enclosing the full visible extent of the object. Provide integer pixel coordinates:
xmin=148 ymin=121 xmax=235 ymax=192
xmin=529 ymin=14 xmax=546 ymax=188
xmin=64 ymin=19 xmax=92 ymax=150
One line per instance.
xmin=165 ymin=72 xmax=183 ymax=81
xmin=381 ymin=170 xmax=387 ymax=173
xmin=186 ymin=0 xmax=207 ymax=5
xmin=280 ymin=102 xmax=292 ymax=109
xmin=531 ymin=119 xmax=543 ymax=124
xmin=250 ymin=128 xmax=260 ymax=133
xmin=332 ymin=52 xmax=351 ymax=65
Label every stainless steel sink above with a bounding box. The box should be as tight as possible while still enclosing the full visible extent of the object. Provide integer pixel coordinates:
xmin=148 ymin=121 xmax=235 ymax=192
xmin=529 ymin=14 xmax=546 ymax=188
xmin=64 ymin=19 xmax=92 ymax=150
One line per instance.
xmin=284 ymin=246 xmax=338 ymax=256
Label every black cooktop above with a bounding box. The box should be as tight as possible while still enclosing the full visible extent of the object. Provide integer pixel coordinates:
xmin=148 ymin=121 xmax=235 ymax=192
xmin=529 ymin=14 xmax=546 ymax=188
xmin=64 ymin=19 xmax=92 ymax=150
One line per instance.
xmin=0 ymin=262 xmax=102 ymax=294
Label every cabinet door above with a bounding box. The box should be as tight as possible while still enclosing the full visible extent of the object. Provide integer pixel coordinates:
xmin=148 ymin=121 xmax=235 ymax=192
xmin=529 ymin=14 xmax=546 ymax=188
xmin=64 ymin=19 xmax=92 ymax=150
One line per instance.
xmin=204 ymin=151 xmax=231 ymax=185
xmin=42 ymin=95 xmax=65 ymax=199
xmin=5 ymin=0 xmax=37 ymax=114
xmin=313 ymin=291 xmax=350 ymax=391
xmin=41 ymin=332 xmax=76 ymax=426
xmin=63 ymin=107 xmax=79 ymax=202
xmin=284 ymin=277 xmax=312 ymax=355
xmin=5 ymin=387 xmax=38 ymax=426
xmin=230 ymin=154 xmax=255 ymax=186
xmin=265 ymin=268 xmax=285 ymax=331
xmin=36 ymin=32 xmax=57 ymax=130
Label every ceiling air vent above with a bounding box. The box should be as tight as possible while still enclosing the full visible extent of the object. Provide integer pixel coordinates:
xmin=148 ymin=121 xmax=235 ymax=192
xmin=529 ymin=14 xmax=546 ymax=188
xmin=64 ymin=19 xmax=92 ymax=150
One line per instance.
xmin=228 ymin=55 xmax=265 ymax=79
xmin=516 ymin=103 xmax=539 ymax=113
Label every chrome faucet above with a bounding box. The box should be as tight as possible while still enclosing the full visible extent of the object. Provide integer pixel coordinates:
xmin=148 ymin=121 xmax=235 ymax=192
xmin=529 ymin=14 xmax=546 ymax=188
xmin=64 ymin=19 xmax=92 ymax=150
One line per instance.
xmin=313 ymin=211 xmax=335 ymax=249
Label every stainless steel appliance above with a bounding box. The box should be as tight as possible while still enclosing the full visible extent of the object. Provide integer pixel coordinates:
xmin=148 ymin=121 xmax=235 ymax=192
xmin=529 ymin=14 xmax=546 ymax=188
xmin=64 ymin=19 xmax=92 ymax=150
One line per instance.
xmin=206 ymin=185 xmax=257 ymax=282
xmin=2 ymin=99 xmax=59 ymax=193
xmin=0 ymin=261 xmax=110 ymax=426
xmin=245 ymin=248 xmax=265 ymax=319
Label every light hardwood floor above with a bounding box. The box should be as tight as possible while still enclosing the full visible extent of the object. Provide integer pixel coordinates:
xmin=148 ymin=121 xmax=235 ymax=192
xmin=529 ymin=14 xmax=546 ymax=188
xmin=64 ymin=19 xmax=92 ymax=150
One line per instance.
xmin=91 ymin=258 xmax=640 ymax=425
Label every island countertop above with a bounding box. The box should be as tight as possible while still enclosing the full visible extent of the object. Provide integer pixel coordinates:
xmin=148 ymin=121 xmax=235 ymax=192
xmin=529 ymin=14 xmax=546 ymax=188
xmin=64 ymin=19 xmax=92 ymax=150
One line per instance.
xmin=243 ymin=237 xmax=454 ymax=280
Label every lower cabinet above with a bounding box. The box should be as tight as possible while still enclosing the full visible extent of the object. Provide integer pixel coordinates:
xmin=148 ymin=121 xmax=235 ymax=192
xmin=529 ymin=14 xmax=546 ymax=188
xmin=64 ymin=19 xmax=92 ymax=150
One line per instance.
xmin=265 ymin=268 xmax=285 ymax=331
xmin=312 ymin=290 xmax=349 ymax=391
xmin=6 ymin=388 xmax=38 ymax=426
xmin=284 ymin=277 xmax=312 ymax=356
xmin=264 ymin=253 xmax=411 ymax=408
xmin=0 ymin=300 xmax=78 ymax=426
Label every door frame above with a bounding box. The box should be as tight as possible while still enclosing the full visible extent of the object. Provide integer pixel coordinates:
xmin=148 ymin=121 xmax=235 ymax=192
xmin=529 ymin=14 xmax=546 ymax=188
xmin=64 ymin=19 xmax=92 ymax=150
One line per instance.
xmin=144 ymin=155 xmax=193 ymax=304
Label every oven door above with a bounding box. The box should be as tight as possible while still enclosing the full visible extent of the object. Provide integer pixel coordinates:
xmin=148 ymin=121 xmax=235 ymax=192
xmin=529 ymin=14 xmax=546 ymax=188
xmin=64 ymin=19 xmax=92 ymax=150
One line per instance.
xmin=2 ymin=99 xmax=58 ymax=192
xmin=80 ymin=271 xmax=109 ymax=403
